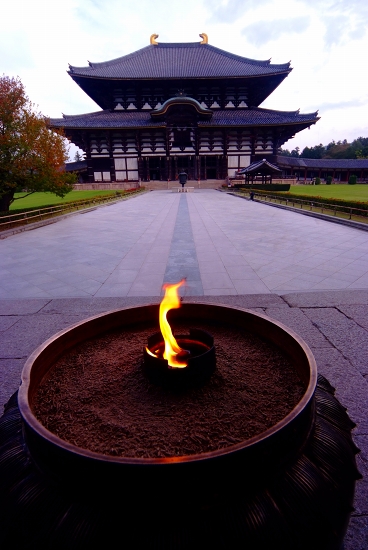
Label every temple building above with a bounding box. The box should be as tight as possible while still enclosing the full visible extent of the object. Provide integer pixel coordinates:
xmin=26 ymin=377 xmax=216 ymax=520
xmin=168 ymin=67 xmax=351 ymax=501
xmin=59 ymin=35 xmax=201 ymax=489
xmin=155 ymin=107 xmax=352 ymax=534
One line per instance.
xmin=51 ymin=34 xmax=319 ymax=184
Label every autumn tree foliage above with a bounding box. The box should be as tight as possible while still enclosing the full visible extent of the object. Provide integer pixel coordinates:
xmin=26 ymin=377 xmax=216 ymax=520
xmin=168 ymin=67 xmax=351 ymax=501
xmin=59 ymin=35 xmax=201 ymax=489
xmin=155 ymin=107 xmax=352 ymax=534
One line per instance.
xmin=0 ymin=75 xmax=76 ymax=211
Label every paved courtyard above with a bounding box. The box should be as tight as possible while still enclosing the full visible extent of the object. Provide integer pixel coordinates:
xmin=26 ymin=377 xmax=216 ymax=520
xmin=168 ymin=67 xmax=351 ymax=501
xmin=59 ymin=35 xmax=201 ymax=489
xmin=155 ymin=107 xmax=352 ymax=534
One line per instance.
xmin=0 ymin=190 xmax=368 ymax=548
xmin=1 ymin=190 xmax=368 ymax=298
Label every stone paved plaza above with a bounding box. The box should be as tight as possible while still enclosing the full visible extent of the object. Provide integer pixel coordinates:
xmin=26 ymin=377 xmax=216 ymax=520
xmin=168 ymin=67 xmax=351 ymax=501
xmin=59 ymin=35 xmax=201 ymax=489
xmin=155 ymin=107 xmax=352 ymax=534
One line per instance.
xmin=1 ymin=190 xmax=368 ymax=298
xmin=0 ymin=190 xmax=367 ymax=548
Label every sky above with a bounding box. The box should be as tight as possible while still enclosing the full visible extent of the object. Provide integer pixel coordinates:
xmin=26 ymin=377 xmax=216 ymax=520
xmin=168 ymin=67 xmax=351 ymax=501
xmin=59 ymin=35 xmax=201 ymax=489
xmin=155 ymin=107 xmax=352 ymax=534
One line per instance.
xmin=2 ymin=0 xmax=367 ymax=160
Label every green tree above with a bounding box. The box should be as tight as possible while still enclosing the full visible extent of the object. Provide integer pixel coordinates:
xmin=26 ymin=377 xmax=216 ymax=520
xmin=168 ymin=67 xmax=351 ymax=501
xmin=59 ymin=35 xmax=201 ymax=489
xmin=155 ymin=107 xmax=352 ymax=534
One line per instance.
xmin=301 ymin=144 xmax=325 ymax=159
xmin=74 ymin=151 xmax=84 ymax=161
xmin=278 ymin=146 xmax=300 ymax=157
xmin=0 ymin=75 xmax=75 ymax=211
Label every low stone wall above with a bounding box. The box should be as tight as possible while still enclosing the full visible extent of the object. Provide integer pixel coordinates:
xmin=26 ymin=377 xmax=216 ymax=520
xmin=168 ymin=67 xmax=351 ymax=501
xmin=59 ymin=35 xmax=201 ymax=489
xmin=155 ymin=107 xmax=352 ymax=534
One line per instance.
xmin=74 ymin=182 xmax=140 ymax=191
xmin=145 ymin=179 xmax=224 ymax=190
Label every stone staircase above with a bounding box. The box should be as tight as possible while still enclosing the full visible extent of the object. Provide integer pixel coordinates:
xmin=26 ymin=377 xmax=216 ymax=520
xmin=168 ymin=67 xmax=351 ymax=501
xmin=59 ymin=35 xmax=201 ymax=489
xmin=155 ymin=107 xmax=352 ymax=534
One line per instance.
xmin=144 ymin=179 xmax=225 ymax=191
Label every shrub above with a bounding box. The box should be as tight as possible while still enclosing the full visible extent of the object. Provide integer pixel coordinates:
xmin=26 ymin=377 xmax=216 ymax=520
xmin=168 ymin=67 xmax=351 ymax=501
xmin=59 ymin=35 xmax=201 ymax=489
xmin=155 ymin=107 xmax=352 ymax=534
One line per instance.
xmin=315 ymin=177 xmax=321 ymax=185
xmin=348 ymin=175 xmax=357 ymax=185
xmin=326 ymin=176 xmax=332 ymax=185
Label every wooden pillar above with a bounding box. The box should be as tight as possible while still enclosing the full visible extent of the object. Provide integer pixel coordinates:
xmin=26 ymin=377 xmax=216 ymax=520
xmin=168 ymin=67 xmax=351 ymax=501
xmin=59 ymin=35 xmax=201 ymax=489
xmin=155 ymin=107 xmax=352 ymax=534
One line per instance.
xmin=166 ymin=157 xmax=170 ymax=181
xmin=108 ymin=131 xmax=116 ymax=182
xmin=250 ymin=132 xmax=256 ymax=162
xmin=138 ymin=157 xmax=144 ymax=181
xmin=82 ymin=133 xmax=94 ymax=183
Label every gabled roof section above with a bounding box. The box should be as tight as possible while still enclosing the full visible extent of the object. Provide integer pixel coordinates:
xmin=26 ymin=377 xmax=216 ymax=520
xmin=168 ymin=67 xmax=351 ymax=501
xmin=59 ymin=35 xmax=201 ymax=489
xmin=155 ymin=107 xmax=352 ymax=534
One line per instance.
xmin=68 ymin=41 xmax=291 ymax=80
xmin=238 ymin=159 xmax=282 ymax=174
xmin=151 ymin=96 xmax=213 ymax=120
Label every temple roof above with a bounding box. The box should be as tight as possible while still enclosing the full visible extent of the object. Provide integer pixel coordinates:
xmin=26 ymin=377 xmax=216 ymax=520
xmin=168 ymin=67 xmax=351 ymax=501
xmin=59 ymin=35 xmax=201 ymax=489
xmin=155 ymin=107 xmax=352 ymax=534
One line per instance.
xmin=238 ymin=159 xmax=282 ymax=174
xmin=68 ymin=42 xmax=291 ymax=80
xmin=150 ymin=96 xmax=213 ymax=119
xmin=276 ymin=156 xmax=368 ymax=169
xmin=50 ymin=107 xmax=318 ymax=130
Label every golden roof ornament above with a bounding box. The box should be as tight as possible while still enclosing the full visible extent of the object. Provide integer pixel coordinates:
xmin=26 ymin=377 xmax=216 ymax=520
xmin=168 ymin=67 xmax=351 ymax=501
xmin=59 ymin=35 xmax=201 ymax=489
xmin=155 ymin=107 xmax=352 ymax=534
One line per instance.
xmin=150 ymin=34 xmax=159 ymax=45
xmin=199 ymin=33 xmax=208 ymax=44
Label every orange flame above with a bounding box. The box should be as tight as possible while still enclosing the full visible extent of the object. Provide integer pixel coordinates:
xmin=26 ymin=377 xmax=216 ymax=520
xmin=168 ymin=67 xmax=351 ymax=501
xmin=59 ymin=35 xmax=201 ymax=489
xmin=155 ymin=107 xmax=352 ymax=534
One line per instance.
xmin=159 ymin=279 xmax=188 ymax=368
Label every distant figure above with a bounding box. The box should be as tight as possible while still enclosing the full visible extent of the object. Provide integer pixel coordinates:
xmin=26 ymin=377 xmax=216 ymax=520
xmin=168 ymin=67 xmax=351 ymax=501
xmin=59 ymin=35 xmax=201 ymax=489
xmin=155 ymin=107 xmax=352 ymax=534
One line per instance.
xmin=178 ymin=171 xmax=188 ymax=189
xmin=250 ymin=191 xmax=255 ymax=201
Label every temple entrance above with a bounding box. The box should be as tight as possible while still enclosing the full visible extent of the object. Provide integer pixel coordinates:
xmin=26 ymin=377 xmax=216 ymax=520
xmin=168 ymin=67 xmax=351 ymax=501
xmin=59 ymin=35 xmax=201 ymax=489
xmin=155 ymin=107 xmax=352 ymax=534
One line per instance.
xmin=205 ymin=156 xmax=217 ymax=179
xmin=140 ymin=155 xmax=228 ymax=181
xmin=199 ymin=155 xmax=227 ymax=180
xmin=149 ymin=157 xmax=164 ymax=180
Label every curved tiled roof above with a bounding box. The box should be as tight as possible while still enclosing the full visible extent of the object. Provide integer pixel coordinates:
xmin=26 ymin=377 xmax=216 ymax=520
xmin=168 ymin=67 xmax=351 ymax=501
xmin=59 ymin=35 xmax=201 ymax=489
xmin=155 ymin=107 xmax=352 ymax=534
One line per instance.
xmin=50 ymin=107 xmax=318 ymax=130
xmin=68 ymin=42 xmax=291 ymax=80
xmin=238 ymin=159 xmax=281 ymax=174
xmin=277 ymin=156 xmax=368 ymax=169
xmin=151 ymin=96 xmax=213 ymax=118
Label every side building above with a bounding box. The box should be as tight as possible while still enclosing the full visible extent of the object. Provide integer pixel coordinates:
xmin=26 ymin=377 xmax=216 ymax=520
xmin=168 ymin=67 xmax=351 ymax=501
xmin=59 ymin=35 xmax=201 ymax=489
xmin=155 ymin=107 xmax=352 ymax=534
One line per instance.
xmin=276 ymin=156 xmax=368 ymax=183
xmin=51 ymin=35 xmax=319 ymax=184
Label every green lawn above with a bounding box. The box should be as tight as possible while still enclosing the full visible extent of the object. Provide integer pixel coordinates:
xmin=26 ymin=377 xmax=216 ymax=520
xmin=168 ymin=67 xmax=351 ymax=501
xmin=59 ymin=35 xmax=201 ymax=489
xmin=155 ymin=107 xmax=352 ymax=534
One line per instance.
xmin=10 ymin=190 xmax=119 ymax=210
xmin=285 ymin=184 xmax=368 ymax=203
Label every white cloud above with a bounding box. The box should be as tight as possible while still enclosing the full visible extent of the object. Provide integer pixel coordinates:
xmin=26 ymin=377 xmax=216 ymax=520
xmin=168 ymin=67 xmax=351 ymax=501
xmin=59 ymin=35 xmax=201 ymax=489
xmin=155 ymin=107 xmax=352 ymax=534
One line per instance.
xmin=242 ymin=17 xmax=311 ymax=46
xmin=1 ymin=0 xmax=367 ymax=158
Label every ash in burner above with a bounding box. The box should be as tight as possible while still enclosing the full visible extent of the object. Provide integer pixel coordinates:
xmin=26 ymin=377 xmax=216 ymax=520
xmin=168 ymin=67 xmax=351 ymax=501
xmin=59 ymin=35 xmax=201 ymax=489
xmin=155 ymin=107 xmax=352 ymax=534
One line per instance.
xmin=32 ymin=320 xmax=305 ymax=459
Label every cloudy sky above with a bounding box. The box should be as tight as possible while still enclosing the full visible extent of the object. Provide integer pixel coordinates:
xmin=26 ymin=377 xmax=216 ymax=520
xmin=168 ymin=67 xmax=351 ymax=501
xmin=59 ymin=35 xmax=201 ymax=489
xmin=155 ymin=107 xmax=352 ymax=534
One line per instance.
xmin=2 ymin=0 xmax=367 ymax=159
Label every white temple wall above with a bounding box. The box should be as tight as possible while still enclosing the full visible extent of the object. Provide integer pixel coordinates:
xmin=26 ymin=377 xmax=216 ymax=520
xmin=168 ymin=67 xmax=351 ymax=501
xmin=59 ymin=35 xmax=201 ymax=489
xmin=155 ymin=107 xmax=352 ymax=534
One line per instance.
xmin=227 ymin=155 xmax=250 ymax=177
xmin=114 ymin=157 xmax=139 ymax=181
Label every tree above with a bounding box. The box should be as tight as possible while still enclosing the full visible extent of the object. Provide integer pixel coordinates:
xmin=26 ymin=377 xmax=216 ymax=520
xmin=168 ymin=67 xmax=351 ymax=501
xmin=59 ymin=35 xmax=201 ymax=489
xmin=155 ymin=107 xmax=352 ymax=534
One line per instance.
xmin=74 ymin=151 xmax=84 ymax=161
xmin=278 ymin=146 xmax=300 ymax=157
xmin=0 ymin=75 xmax=76 ymax=211
xmin=300 ymin=143 xmax=325 ymax=159
xmin=280 ymin=137 xmax=368 ymax=161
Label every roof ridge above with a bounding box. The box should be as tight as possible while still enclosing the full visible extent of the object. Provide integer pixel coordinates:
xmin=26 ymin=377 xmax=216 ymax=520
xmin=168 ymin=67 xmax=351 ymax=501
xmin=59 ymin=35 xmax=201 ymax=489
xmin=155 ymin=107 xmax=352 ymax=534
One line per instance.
xmin=61 ymin=110 xmax=110 ymax=119
xmin=68 ymin=42 xmax=291 ymax=73
xmin=69 ymin=45 xmax=152 ymax=71
xmin=255 ymin=106 xmax=319 ymax=117
xmin=204 ymin=43 xmax=289 ymax=69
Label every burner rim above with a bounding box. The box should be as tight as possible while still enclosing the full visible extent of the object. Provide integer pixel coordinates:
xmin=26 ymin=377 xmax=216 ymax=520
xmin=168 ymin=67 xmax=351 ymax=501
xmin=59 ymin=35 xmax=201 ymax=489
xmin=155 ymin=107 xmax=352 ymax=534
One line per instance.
xmin=18 ymin=302 xmax=317 ymax=466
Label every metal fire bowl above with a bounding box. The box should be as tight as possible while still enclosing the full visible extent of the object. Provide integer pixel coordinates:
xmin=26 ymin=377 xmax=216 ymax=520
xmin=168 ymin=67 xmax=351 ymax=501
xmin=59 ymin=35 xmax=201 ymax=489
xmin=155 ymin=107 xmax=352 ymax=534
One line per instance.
xmin=18 ymin=303 xmax=315 ymax=495
xmin=7 ymin=303 xmax=359 ymax=549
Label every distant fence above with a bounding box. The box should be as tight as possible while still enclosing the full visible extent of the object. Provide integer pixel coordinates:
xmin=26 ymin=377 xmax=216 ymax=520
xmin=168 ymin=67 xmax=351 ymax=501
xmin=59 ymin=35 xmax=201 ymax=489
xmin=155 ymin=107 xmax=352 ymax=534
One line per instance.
xmin=0 ymin=190 xmax=143 ymax=232
xmin=232 ymin=190 xmax=368 ymax=224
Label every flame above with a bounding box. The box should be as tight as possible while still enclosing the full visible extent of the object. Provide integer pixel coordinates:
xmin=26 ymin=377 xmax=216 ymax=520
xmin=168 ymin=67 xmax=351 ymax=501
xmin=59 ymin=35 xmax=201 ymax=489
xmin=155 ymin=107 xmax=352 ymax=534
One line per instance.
xmin=159 ymin=279 xmax=188 ymax=368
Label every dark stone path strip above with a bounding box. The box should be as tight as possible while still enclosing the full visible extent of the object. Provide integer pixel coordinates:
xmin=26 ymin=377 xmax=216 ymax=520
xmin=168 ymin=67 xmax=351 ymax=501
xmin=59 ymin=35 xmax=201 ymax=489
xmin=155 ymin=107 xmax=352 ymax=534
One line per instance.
xmin=163 ymin=194 xmax=204 ymax=296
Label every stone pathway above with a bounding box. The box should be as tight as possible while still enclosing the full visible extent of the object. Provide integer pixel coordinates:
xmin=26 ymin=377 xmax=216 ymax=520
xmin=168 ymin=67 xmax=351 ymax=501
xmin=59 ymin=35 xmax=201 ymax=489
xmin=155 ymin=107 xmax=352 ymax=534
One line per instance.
xmin=1 ymin=190 xmax=368 ymax=298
